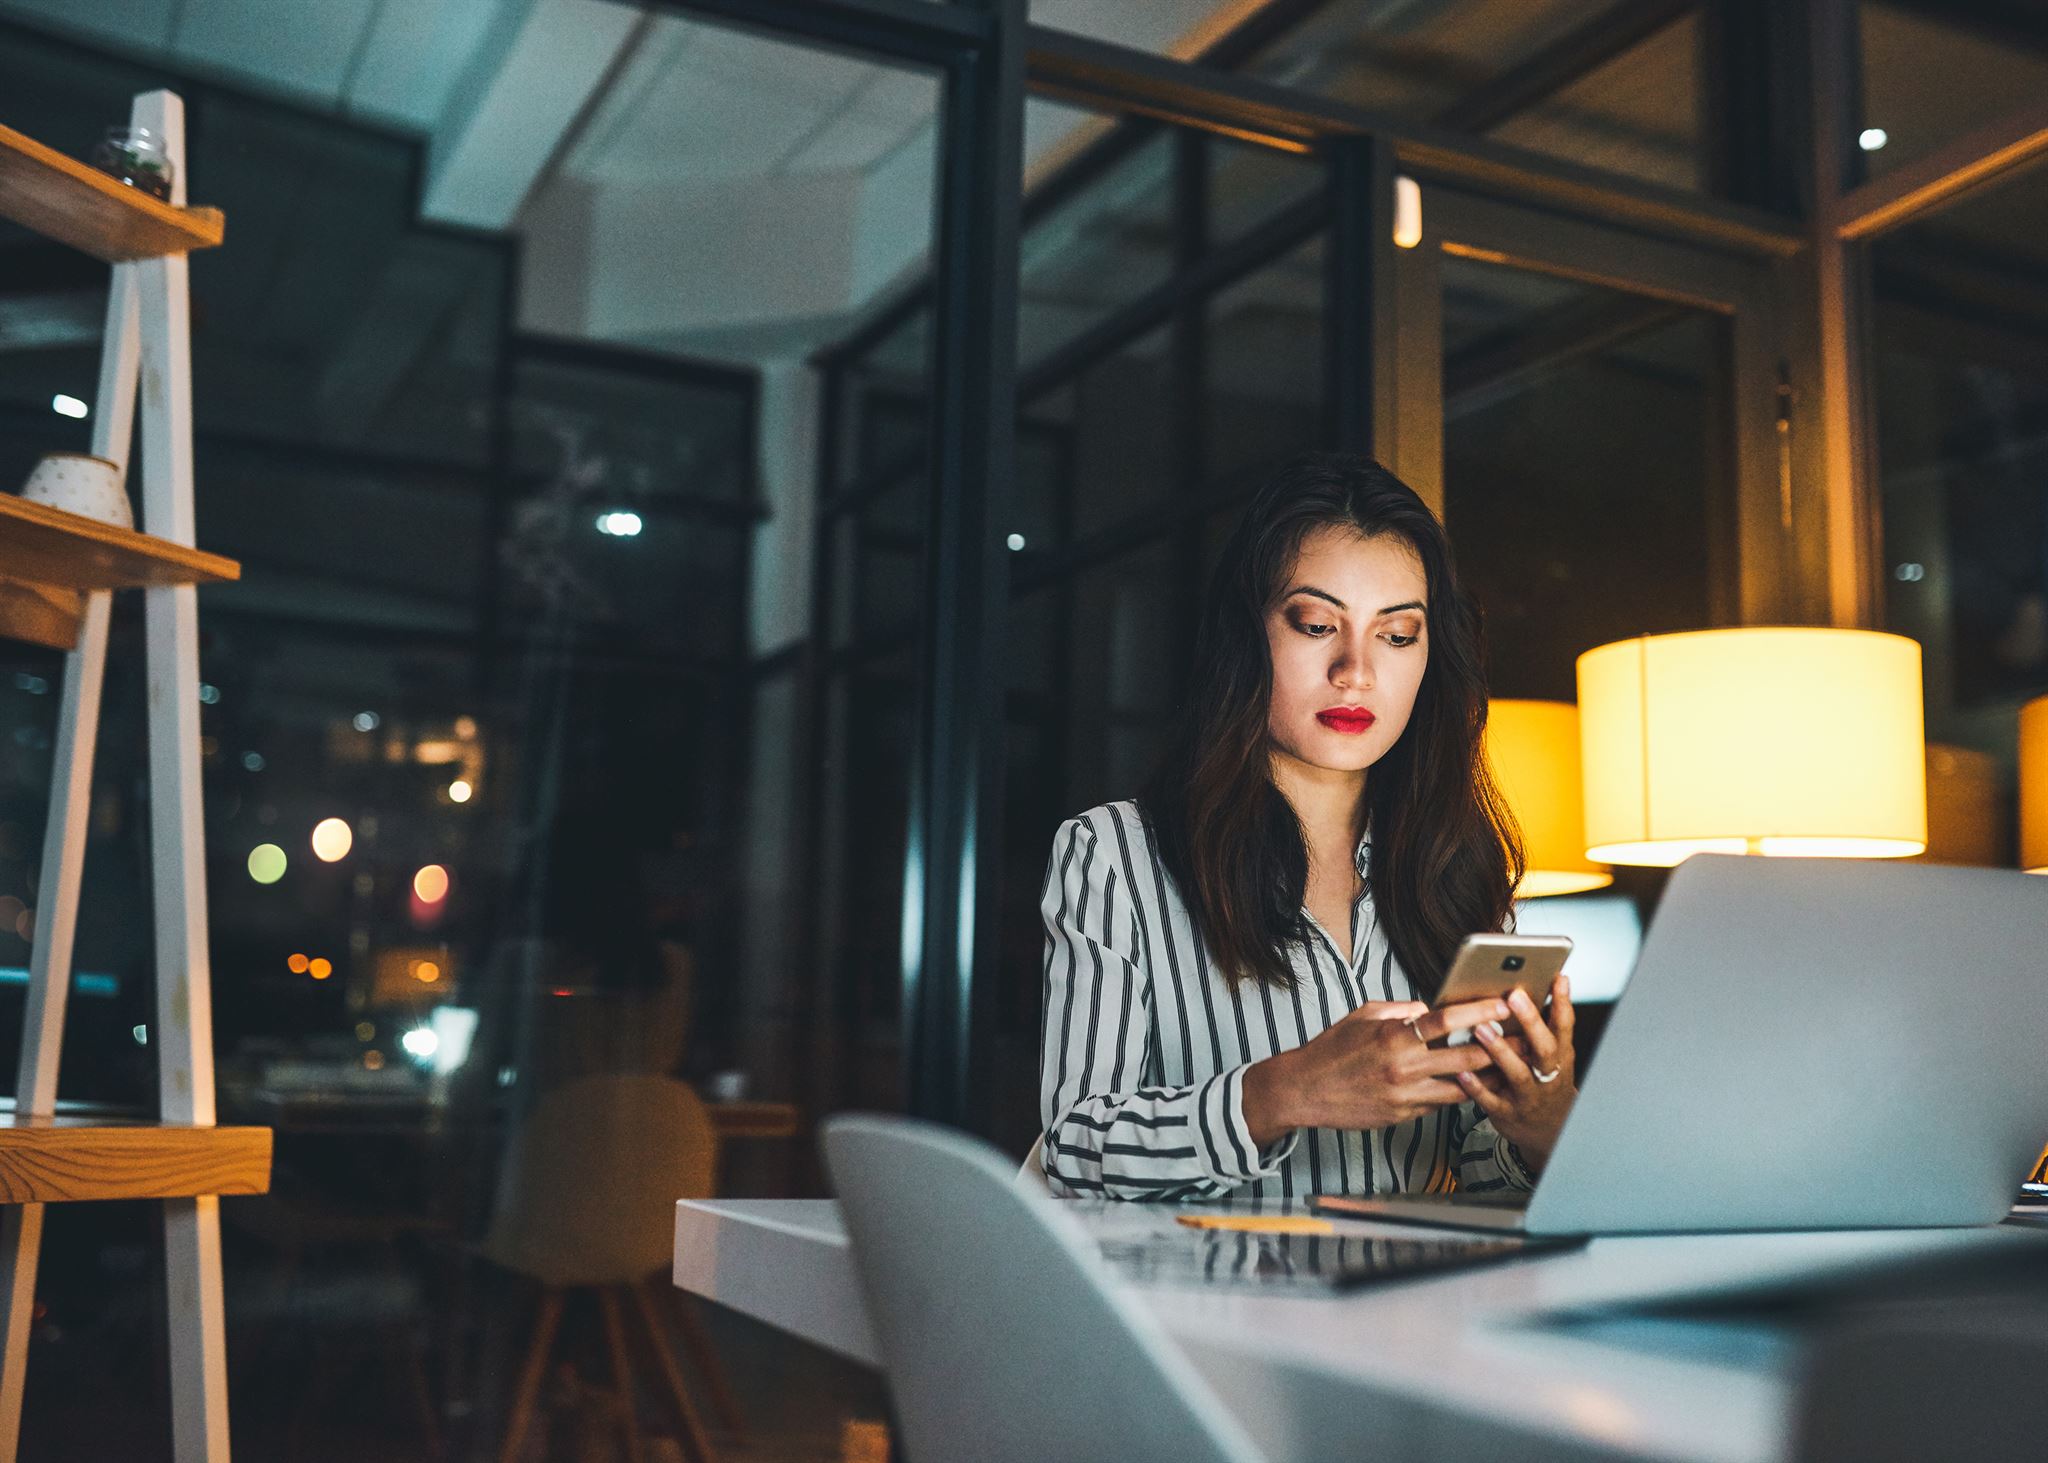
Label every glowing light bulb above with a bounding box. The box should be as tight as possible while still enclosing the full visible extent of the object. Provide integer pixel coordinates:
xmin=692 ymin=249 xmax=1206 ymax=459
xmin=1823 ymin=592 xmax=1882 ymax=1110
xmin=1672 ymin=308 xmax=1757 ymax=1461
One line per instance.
xmin=414 ymin=864 xmax=450 ymax=903
xmin=447 ymin=779 xmax=473 ymax=804
xmin=51 ymin=394 xmax=87 ymax=419
xmin=248 ymin=844 xmax=287 ymax=884
xmin=311 ymin=817 xmax=353 ymax=862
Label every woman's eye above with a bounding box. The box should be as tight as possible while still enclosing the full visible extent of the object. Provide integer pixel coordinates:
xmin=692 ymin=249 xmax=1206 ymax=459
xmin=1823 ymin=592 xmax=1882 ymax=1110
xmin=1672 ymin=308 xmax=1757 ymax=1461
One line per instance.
xmin=1296 ymin=622 xmax=1335 ymax=637
xmin=1383 ymin=632 xmax=1419 ymax=648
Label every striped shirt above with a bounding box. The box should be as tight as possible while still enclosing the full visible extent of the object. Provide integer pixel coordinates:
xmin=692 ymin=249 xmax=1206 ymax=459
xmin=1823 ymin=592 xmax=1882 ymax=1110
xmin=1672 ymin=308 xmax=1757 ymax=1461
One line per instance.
xmin=1038 ymin=800 xmax=1534 ymax=1203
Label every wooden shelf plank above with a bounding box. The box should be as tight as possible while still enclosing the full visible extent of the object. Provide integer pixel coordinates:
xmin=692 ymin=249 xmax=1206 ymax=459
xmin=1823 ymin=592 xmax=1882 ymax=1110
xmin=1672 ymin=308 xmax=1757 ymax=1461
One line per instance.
xmin=0 ymin=123 xmax=224 ymax=262
xmin=0 ymin=575 xmax=81 ymax=651
xmin=0 ymin=1118 xmax=270 ymax=1204
xmin=0 ymin=494 xmax=239 ymax=593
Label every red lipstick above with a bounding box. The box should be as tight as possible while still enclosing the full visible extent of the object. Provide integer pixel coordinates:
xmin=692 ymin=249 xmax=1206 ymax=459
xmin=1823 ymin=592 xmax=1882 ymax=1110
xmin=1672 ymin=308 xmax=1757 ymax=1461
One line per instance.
xmin=1316 ymin=706 xmax=1377 ymax=734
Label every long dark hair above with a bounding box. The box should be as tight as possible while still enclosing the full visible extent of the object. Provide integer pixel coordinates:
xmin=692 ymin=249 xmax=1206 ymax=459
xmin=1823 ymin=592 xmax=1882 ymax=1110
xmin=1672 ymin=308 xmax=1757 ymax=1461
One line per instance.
xmin=1137 ymin=453 xmax=1521 ymax=999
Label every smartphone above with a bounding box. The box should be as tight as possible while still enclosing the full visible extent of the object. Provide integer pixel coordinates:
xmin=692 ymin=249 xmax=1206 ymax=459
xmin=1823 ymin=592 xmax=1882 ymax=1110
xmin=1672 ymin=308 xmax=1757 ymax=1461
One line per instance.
xmin=1431 ymin=933 xmax=1573 ymax=1046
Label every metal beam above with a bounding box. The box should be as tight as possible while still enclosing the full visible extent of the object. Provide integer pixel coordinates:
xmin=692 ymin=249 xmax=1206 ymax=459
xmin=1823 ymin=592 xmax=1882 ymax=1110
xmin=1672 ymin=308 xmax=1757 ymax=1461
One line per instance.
xmin=902 ymin=0 xmax=1024 ymax=1129
xmin=1023 ymin=23 xmax=1806 ymax=258
xmin=1323 ymin=134 xmax=1397 ymax=455
xmin=655 ymin=0 xmax=987 ymax=67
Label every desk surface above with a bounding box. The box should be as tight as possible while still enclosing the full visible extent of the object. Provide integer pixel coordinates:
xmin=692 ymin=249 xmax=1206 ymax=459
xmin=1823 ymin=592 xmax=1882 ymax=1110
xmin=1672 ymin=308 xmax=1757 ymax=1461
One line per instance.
xmin=674 ymin=1196 xmax=2039 ymax=1463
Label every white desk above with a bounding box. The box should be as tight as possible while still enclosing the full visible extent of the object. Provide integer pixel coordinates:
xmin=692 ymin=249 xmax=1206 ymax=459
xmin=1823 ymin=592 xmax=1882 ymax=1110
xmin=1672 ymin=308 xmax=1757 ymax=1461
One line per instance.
xmin=674 ymin=1198 xmax=2035 ymax=1463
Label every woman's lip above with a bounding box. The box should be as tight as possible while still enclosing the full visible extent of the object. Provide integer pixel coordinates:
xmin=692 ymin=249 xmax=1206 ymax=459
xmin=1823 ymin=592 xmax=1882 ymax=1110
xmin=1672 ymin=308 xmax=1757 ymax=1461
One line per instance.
xmin=1316 ymin=710 xmax=1377 ymax=733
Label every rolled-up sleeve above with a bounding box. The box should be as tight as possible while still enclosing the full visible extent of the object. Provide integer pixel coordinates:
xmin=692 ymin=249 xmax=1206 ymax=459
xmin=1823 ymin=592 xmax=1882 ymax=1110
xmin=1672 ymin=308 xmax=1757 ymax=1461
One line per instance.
xmin=1037 ymin=814 xmax=1298 ymax=1200
xmin=1446 ymin=1100 xmax=1536 ymax=1194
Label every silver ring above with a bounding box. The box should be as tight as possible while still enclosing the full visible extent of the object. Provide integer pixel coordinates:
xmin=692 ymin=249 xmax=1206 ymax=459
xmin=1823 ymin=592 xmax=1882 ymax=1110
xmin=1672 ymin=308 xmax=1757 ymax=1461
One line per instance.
xmin=1532 ymin=1066 xmax=1561 ymax=1085
xmin=1404 ymin=1017 xmax=1428 ymax=1045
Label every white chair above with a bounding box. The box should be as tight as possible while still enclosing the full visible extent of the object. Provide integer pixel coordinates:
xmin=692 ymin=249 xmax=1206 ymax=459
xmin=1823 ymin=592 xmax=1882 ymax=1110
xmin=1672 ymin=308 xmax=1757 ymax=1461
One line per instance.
xmin=821 ymin=1115 xmax=1264 ymax=1463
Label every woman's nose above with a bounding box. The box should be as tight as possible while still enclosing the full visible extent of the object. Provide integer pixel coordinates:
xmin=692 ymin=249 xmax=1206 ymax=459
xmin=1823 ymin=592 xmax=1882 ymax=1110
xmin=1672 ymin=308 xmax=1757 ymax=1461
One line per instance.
xmin=1331 ymin=643 xmax=1374 ymax=692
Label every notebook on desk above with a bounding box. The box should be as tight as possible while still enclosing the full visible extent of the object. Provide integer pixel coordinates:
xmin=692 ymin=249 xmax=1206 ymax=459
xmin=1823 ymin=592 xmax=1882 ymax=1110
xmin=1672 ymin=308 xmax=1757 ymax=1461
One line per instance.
xmin=1312 ymin=854 xmax=2048 ymax=1237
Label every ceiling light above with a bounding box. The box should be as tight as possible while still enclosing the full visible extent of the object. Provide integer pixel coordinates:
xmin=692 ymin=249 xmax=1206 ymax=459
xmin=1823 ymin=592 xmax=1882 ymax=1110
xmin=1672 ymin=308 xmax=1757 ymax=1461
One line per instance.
xmin=1859 ymin=127 xmax=1888 ymax=151
xmin=51 ymin=394 xmax=87 ymax=419
xmin=595 ymin=510 xmax=643 ymax=537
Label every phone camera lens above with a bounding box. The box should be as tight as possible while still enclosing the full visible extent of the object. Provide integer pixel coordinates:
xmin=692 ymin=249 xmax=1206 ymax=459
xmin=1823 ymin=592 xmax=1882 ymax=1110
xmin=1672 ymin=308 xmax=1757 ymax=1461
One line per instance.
xmin=1502 ymin=955 xmax=1525 ymax=972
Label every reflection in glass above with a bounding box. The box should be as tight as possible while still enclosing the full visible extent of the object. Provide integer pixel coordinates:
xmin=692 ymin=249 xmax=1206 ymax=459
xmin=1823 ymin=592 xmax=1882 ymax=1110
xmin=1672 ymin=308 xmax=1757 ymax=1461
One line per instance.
xmin=1858 ymin=2 xmax=2048 ymax=180
xmin=1874 ymin=171 xmax=2048 ymax=796
xmin=1487 ymin=10 xmax=1704 ymax=193
xmin=1204 ymin=237 xmax=1325 ymax=489
xmin=1242 ymin=0 xmax=1710 ymax=193
xmin=1439 ymin=255 xmax=1727 ymax=700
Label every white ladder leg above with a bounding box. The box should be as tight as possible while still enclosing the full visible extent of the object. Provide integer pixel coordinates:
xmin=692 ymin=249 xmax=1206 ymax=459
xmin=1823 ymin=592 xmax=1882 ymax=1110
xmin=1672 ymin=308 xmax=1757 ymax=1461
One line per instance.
xmin=0 ymin=589 xmax=115 ymax=1460
xmin=132 ymin=89 xmax=230 ymax=1463
xmin=0 ymin=157 xmax=146 ymax=1454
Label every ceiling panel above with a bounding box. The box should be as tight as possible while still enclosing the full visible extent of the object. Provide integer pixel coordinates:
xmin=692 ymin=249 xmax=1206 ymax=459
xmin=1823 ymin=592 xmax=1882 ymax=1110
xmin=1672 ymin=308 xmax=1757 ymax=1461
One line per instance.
xmin=345 ymin=0 xmax=507 ymax=129
xmin=171 ymin=0 xmax=380 ymax=102
xmin=0 ymin=0 xmax=177 ymax=48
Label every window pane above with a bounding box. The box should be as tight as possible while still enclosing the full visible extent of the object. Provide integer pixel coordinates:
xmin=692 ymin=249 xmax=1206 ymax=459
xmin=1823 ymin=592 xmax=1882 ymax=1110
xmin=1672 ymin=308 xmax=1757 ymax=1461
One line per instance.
xmin=511 ymin=350 xmax=755 ymax=504
xmin=1487 ymin=11 xmax=1705 ymax=194
xmin=1242 ymin=0 xmax=1709 ymax=194
xmin=1017 ymin=108 xmax=1175 ymax=371
xmin=1858 ymin=2 xmax=2048 ymax=180
xmin=1207 ymin=137 xmax=1322 ymax=247
xmin=1024 ymin=324 xmax=1177 ymax=542
xmin=1874 ymin=169 xmax=2048 ymax=843
xmin=1439 ymin=254 xmax=1729 ymax=699
xmin=1203 ymin=237 xmax=1325 ymax=488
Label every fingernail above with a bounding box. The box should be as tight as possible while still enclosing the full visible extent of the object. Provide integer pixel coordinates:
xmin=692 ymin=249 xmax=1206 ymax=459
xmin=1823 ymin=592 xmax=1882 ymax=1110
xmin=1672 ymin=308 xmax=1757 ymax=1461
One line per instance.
xmin=1511 ymin=990 xmax=1532 ymax=1011
xmin=1494 ymin=1001 xmax=1511 ymax=1018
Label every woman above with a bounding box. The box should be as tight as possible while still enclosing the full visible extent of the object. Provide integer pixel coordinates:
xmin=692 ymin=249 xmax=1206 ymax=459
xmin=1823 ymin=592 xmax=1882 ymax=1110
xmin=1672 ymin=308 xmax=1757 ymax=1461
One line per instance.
xmin=1038 ymin=453 xmax=1576 ymax=1202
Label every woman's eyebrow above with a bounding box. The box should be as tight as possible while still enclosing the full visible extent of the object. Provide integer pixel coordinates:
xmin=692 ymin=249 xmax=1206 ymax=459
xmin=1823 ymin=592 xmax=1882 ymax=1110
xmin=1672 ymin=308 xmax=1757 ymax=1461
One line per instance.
xmin=1277 ymin=586 xmax=1425 ymax=610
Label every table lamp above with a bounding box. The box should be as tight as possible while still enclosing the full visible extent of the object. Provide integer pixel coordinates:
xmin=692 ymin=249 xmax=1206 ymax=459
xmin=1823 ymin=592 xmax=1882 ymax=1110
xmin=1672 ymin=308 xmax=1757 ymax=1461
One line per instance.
xmin=1483 ymin=699 xmax=1612 ymax=896
xmin=1577 ymin=628 xmax=1926 ymax=865
xmin=2023 ymin=695 xmax=2048 ymax=874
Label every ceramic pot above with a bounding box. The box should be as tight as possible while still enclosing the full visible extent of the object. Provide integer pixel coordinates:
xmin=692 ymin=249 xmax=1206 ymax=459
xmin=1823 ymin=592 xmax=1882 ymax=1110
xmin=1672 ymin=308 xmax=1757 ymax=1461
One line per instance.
xmin=19 ymin=453 xmax=131 ymax=529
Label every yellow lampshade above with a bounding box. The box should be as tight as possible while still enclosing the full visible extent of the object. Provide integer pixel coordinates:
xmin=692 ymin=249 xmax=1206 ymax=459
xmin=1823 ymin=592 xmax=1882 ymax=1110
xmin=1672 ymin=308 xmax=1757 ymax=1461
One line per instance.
xmin=2022 ymin=696 xmax=2048 ymax=873
xmin=1577 ymin=628 xmax=1926 ymax=866
xmin=1484 ymin=699 xmax=1612 ymax=897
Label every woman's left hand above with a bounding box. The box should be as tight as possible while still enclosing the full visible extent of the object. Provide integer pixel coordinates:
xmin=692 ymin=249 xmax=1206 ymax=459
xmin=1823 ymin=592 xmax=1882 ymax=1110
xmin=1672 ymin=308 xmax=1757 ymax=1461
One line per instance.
xmin=1455 ymin=973 xmax=1577 ymax=1171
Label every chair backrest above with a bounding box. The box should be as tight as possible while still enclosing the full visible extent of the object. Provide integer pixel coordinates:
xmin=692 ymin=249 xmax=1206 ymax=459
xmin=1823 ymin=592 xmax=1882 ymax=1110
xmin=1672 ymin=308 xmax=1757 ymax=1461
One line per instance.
xmin=484 ymin=1073 xmax=717 ymax=1286
xmin=822 ymin=1115 xmax=1263 ymax=1463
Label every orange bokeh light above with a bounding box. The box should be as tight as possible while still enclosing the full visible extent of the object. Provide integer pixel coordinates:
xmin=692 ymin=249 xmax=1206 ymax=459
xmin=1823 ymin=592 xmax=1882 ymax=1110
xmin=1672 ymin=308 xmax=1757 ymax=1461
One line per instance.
xmin=413 ymin=864 xmax=450 ymax=903
xmin=287 ymin=953 xmax=310 ymax=974
xmin=414 ymin=960 xmax=440 ymax=984
xmin=309 ymin=957 xmax=333 ymax=980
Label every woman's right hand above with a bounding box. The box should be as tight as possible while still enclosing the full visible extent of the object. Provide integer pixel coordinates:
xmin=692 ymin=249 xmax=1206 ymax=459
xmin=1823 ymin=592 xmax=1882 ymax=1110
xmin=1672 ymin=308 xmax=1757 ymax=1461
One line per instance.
xmin=1241 ymin=998 xmax=1509 ymax=1147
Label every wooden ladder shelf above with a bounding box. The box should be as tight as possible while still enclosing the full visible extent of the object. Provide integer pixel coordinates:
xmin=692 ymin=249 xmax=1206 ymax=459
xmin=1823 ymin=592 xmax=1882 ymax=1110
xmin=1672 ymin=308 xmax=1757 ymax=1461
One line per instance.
xmin=0 ymin=93 xmax=262 ymax=1463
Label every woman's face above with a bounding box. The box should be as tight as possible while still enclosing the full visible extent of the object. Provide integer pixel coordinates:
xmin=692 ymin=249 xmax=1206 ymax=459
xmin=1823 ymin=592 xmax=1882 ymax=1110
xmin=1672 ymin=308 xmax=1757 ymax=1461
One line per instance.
xmin=1264 ymin=525 xmax=1430 ymax=777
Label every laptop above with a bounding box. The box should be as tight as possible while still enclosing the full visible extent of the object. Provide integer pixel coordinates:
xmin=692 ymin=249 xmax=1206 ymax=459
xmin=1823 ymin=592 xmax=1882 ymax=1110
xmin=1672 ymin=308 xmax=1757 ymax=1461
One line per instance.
xmin=1314 ymin=854 xmax=2048 ymax=1236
